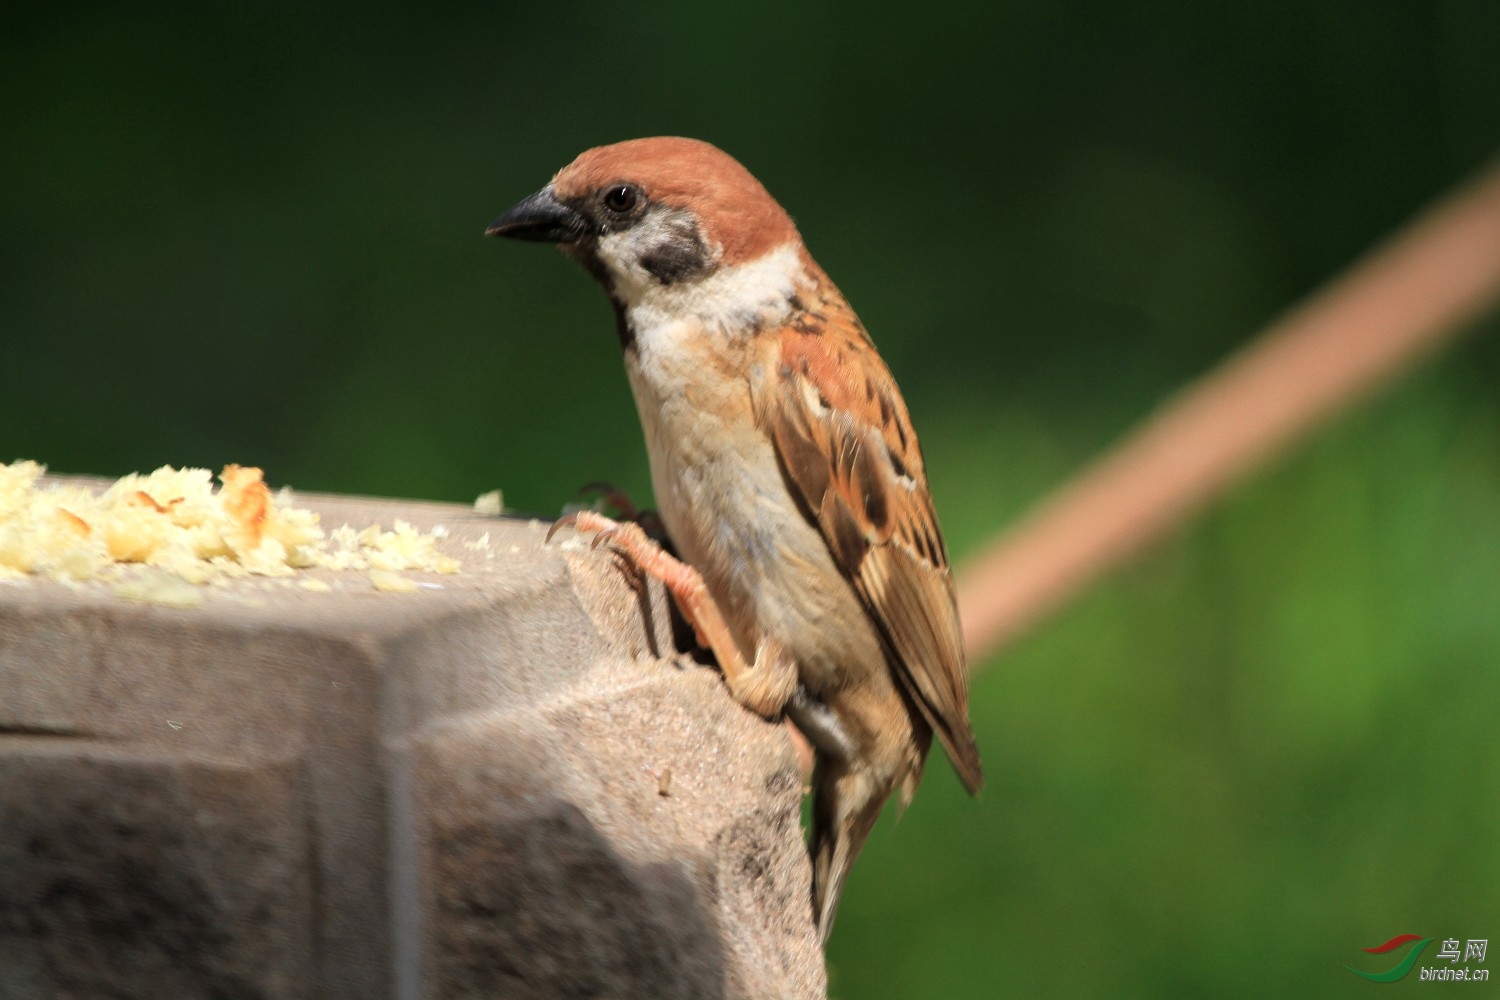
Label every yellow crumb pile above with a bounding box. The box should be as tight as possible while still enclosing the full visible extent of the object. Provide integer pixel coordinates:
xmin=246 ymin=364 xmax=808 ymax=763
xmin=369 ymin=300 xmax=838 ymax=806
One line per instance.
xmin=0 ymin=461 xmax=460 ymax=588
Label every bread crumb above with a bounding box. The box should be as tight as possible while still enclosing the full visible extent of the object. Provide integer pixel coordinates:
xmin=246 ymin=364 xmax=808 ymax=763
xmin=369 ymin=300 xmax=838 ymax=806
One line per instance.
xmin=370 ymin=570 xmax=417 ymax=593
xmin=0 ymin=461 xmax=464 ymax=595
xmin=473 ymin=490 xmax=503 ymax=516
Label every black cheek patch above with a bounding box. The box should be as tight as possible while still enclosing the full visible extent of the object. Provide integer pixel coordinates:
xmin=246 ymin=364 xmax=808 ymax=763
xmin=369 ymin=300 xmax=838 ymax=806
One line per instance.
xmin=640 ymin=217 xmax=713 ymax=284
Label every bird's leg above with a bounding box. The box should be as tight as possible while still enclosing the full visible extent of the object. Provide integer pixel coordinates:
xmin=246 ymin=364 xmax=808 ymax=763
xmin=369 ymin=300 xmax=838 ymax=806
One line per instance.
xmin=575 ymin=483 xmax=673 ymax=557
xmin=551 ymin=511 xmax=796 ymax=720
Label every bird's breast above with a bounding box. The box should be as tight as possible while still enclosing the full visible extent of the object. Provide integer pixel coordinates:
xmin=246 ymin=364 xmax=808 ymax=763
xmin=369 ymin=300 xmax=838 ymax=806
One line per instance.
xmin=622 ymin=319 xmax=881 ymax=690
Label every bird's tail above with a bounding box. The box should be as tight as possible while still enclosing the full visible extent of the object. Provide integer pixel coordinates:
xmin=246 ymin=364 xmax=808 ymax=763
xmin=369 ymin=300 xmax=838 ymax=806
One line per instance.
xmin=810 ymin=760 xmax=890 ymax=944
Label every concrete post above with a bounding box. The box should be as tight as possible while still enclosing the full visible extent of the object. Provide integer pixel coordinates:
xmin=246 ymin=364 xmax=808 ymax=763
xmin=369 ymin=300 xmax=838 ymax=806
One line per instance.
xmin=0 ymin=486 xmax=826 ymax=999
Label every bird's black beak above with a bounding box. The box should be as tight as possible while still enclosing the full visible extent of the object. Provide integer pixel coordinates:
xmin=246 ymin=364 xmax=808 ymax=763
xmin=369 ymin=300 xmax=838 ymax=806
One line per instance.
xmin=485 ymin=187 xmax=588 ymax=244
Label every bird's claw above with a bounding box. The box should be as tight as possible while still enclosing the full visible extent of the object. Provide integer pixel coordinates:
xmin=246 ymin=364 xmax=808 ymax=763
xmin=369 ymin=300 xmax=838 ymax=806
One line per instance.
xmin=546 ymin=509 xmax=624 ymax=549
xmin=544 ymin=512 xmax=579 ymax=544
xmin=549 ymin=510 xmax=716 ymax=652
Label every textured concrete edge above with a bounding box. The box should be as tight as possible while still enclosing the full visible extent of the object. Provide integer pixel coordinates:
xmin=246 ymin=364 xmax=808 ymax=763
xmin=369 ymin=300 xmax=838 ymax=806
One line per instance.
xmin=0 ymin=483 xmax=828 ymax=998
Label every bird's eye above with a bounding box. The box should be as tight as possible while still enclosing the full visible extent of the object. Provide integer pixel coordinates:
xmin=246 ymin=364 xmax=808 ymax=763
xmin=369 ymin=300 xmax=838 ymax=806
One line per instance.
xmin=603 ymin=184 xmax=640 ymax=213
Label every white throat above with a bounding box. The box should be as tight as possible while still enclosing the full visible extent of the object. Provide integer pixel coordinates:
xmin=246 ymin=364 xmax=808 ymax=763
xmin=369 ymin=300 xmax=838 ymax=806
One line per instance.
xmin=603 ymin=240 xmax=805 ymax=337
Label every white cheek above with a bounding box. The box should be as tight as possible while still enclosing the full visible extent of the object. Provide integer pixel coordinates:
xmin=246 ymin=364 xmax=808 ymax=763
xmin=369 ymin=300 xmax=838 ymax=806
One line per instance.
xmin=596 ymin=230 xmax=655 ymax=301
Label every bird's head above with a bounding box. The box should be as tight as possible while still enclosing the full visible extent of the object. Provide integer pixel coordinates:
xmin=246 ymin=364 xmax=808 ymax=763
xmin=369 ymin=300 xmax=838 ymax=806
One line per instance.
xmin=488 ymin=137 xmax=809 ymax=330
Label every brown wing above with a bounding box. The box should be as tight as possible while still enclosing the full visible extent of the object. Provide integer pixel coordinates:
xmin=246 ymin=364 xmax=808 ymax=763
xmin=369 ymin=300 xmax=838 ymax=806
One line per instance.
xmin=759 ymin=274 xmax=982 ymax=794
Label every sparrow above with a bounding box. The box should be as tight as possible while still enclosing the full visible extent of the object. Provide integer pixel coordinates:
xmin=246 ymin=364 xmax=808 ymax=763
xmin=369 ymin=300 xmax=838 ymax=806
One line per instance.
xmin=486 ymin=137 xmax=982 ymax=942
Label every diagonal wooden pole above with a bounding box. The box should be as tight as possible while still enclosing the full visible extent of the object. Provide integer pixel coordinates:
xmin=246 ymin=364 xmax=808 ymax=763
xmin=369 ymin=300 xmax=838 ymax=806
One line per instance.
xmin=958 ymin=156 xmax=1500 ymax=668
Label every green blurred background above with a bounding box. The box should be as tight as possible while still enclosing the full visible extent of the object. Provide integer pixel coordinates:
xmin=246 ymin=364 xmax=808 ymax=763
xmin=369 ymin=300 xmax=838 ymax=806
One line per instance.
xmin=4 ymin=1 xmax=1498 ymax=995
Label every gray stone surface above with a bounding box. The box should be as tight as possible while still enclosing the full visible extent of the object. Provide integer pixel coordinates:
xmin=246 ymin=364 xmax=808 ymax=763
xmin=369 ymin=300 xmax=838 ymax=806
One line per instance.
xmin=0 ymin=482 xmax=825 ymax=999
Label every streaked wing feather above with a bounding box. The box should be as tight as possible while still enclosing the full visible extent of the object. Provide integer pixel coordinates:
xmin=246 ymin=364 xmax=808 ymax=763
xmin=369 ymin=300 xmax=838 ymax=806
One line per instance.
xmin=761 ymin=279 xmax=982 ymax=793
